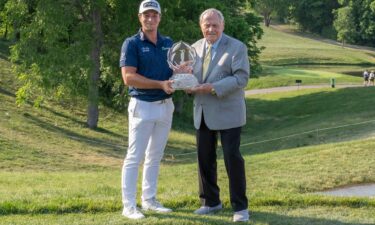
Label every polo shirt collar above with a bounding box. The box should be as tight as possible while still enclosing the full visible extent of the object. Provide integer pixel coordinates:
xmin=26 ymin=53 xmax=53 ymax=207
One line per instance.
xmin=138 ymin=28 xmax=162 ymax=45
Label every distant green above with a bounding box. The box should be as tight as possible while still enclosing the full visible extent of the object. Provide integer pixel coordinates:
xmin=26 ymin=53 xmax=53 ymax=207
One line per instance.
xmin=248 ymin=25 xmax=375 ymax=89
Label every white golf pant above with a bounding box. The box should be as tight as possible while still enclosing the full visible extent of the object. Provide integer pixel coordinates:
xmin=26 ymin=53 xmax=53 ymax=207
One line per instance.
xmin=121 ymin=97 xmax=174 ymax=207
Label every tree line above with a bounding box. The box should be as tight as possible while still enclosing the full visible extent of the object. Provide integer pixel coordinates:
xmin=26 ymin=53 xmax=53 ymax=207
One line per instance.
xmin=0 ymin=0 xmax=263 ymax=129
xmin=1 ymin=0 xmax=374 ymax=129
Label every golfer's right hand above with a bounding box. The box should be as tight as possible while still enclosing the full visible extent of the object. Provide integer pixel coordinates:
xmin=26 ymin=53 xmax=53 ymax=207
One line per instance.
xmin=162 ymin=80 xmax=175 ymax=95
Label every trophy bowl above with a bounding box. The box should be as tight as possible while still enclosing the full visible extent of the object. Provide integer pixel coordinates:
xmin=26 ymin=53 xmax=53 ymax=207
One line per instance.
xmin=167 ymin=41 xmax=199 ymax=90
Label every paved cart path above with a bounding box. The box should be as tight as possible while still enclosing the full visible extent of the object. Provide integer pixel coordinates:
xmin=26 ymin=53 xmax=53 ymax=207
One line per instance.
xmin=245 ymin=84 xmax=363 ymax=96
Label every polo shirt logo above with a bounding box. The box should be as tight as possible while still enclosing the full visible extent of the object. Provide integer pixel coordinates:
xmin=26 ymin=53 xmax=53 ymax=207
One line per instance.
xmin=162 ymin=47 xmax=170 ymax=51
xmin=142 ymin=47 xmax=150 ymax=52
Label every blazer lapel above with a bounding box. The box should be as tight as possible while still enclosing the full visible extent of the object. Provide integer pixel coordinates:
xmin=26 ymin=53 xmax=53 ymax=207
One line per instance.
xmin=194 ymin=39 xmax=205 ymax=83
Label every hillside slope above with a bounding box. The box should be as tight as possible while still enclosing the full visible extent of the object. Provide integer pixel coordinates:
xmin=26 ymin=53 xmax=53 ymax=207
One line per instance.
xmin=258 ymin=25 xmax=375 ymax=66
xmin=1 ymin=30 xmax=375 ymax=225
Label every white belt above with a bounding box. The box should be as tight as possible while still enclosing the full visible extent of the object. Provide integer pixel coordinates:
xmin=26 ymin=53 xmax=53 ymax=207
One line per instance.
xmin=153 ymin=98 xmax=172 ymax=104
xmin=132 ymin=98 xmax=171 ymax=104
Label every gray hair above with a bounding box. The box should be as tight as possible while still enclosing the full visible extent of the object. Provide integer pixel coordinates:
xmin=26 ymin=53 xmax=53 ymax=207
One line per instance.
xmin=199 ymin=8 xmax=225 ymax=24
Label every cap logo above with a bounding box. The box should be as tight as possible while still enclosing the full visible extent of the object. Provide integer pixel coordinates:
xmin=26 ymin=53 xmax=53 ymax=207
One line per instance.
xmin=143 ymin=2 xmax=158 ymax=8
xmin=139 ymin=0 xmax=161 ymax=14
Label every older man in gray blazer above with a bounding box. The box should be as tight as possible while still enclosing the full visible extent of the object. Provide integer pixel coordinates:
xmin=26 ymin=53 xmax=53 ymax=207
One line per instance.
xmin=187 ymin=8 xmax=250 ymax=222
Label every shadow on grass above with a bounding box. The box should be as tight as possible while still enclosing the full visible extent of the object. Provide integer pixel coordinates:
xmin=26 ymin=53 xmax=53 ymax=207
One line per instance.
xmin=0 ymin=84 xmax=124 ymax=140
xmin=0 ymin=87 xmax=15 ymax=97
xmin=159 ymin=86 xmax=375 ymax=164
xmin=166 ymin=86 xmax=375 ymax=164
xmin=39 ymin=105 xmax=124 ymax=139
xmin=22 ymin=113 xmax=125 ymax=157
xmin=0 ymin=40 xmax=10 ymax=60
xmin=341 ymin=71 xmax=363 ymax=77
xmin=4 ymin=79 xmax=375 ymax=166
xmin=0 ymin=53 xmax=9 ymax=61
xmin=241 ymin=86 xmax=375 ymax=156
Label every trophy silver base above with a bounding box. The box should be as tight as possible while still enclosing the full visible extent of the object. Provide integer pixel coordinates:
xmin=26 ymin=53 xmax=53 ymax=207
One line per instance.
xmin=170 ymin=73 xmax=199 ymax=90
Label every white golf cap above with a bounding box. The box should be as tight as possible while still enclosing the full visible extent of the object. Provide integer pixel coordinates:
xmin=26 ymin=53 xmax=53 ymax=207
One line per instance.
xmin=139 ymin=0 xmax=161 ymax=14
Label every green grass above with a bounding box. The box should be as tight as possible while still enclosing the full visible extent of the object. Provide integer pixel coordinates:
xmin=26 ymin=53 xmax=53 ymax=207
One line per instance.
xmin=1 ymin=206 xmax=375 ymax=225
xmin=258 ymin=26 xmax=375 ymax=66
xmin=243 ymin=87 xmax=375 ymax=153
xmin=2 ymin=83 xmax=375 ymax=224
xmin=248 ymin=65 xmax=362 ymax=89
xmin=247 ymin=25 xmax=375 ymax=89
xmin=1 ymin=137 xmax=375 ymax=224
xmin=1 ymin=28 xmax=375 ymax=224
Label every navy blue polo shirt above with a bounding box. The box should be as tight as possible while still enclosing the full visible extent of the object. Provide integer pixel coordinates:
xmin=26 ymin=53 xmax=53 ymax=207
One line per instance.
xmin=120 ymin=29 xmax=173 ymax=102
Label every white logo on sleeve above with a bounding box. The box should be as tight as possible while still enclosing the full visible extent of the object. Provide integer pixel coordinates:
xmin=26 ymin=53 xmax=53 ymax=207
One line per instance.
xmin=120 ymin=52 xmax=126 ymax=61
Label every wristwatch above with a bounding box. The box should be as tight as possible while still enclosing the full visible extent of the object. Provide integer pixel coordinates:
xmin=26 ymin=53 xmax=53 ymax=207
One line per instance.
xmin=211 ymin=87 xmax=216 ymax=95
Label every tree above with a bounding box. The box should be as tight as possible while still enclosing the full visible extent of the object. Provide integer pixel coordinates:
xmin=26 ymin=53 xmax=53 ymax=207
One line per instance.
xmin=5 ymin=0 xmax=263 ymax=128
xmin=0 ymin=0 xmax=6 ymax=39
xmin=333 ymin=0 xmax=375 ymax=47
xmin=291 ymin=0 xmax=340 ymax=34
xmin=8 ymin=0 xmax=113 ymax=128
xmin=252 ymin=0 xmax=293 ymax=26
xmin=333 ymin=6 xmax=356 ymax=46
xmin=353 ymin=0 xmax=375 ymax=46
xmin=1 ymin=0 xmax=34 ymax=41
xmin=253 ymin=0 xmax=277 ymax=27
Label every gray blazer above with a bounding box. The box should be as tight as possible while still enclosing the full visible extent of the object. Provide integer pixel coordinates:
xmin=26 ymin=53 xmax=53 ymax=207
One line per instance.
xmin=192 ymin=34 xmax=250 ymax=130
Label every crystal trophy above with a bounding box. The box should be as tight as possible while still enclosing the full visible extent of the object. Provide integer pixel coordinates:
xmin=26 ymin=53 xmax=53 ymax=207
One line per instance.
xmin=167 ymin=41 xmax=199 ymax=90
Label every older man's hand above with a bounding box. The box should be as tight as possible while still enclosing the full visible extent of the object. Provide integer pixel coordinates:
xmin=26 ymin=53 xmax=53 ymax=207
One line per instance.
xmin=188 ymin=83 xmax=213 ymax=94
